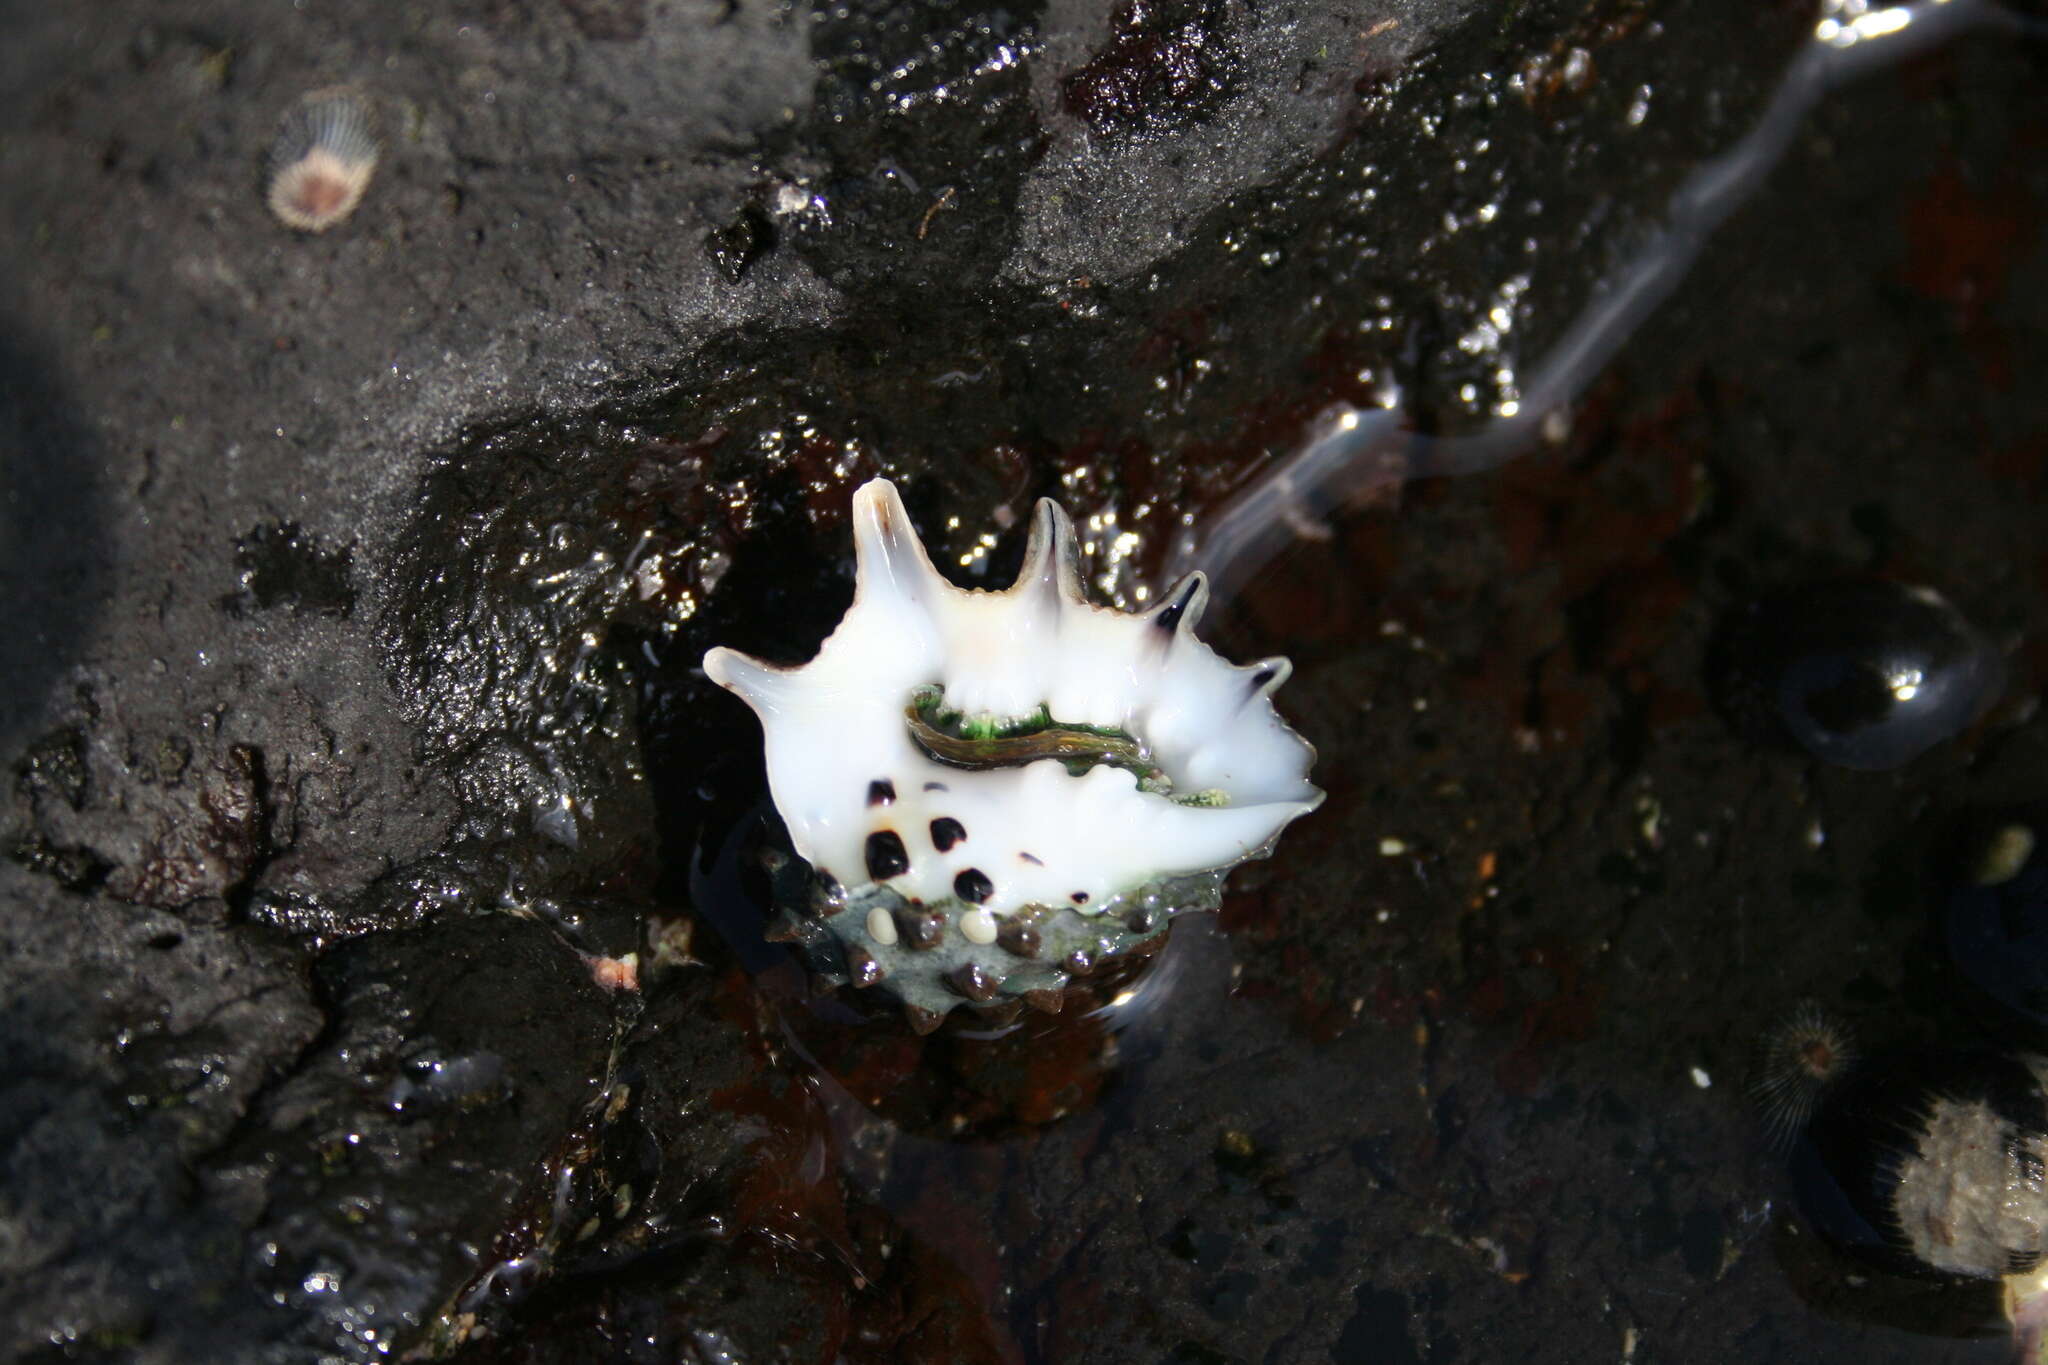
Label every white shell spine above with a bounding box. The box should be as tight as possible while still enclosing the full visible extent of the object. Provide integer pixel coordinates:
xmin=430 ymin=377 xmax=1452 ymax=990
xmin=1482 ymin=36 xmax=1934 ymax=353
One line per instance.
xmin=704 ymin=478 xmax=1322 ymax=1024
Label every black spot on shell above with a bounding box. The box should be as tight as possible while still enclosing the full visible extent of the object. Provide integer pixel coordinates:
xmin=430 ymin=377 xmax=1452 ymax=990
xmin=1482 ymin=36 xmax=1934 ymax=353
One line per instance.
xmin=867 ymin=778 xmax=896 ymax=807
xmin=930 ymin=816 xmax=966 ymax=852
xmin=1071 ymin=891 xmax=1090 ymax=905
xmin=1019 ymin=851 xmax=1043 ymax=866
xmin=924 ymin=780 xmax=949 ymax=792
xmin=954 ymin=868 xmax=993 ymax=904
xmin=865 ymin=830 xmax=910 ymax=881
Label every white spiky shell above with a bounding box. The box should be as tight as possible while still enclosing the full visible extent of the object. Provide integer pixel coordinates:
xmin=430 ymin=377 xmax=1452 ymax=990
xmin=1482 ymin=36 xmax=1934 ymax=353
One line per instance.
xmin=704 ymin=479 xmax=1321 ymax=930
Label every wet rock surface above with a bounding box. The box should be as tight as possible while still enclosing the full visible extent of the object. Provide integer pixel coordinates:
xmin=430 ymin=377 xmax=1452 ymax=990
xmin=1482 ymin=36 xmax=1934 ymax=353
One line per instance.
xmin=2 ymin=0 xmax=2045 ymax=1362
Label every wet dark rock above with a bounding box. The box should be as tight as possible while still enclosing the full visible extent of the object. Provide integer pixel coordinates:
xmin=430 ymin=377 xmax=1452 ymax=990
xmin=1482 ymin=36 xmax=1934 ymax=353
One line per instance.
xmin=249 ymin=851 xmax=496 ymax=945
xmin=14 ymin=726 xmax=87 ymax=810
xmin=704 ymin=204 xmax=775 ymax=284
xmin=224 ymin=521 xmax=356 ymax=619
xmin=1713 ymin=581 xmax=2005 ymax=771
xmin=450 ymin=1253 xmax=849 ymax=1365
xmin=104 ymin=742 xmax=266 ymax=908
xmin=11 ymin=720 xmax=269 ymax=909
xmin=0 ymin=0 xmax=2044 ymax=1360
xmin=217 ymin=914 xmax=614 ymax=1360
xmin=0 ymin=880 xmax=322 ymax=1358
xmin=430 ymin=969 xmax=857 ymax=1362
xmin=381 ymin=419 xmax=673 ymax=893
xmin=1061 ymin=0 xmax=1243 ymax=138
xmin=768 ymin=0 xmax=1045 ymax=299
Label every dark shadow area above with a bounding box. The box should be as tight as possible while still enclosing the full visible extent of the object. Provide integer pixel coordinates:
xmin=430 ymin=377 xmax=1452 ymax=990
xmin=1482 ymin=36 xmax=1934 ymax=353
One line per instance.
xmin=0 ymin=325 xmax=105 ymax=749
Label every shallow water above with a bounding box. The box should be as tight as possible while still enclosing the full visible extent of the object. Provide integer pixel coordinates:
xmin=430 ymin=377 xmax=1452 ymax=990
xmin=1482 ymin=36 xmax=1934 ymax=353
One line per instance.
xmin=395 ymin=11 xmax=2048 ymax=1362
xmin=712 ymin=18 xmax=2039 ymax=1365
xmin=4 ymin=1 xmax=2045 ymax=1361
xmin=616 ymin=18 xmax=2048 ymax=1361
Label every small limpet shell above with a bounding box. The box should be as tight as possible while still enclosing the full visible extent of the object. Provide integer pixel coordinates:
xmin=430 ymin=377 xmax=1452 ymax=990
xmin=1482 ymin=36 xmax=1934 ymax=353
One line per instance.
xmin=267 ymin=87 xmax=380 ymax=232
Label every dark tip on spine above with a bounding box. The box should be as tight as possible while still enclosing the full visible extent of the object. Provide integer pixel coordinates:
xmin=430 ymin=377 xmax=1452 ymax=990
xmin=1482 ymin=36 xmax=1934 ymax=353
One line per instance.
xmin=930 ymin=816 xmax=966 ymax=852
xmin=763 ymin=910 xmax=805 ymax=944
xmin=1127 ymin=906 xmax=1162 ymax=934
xmin=864 ymin=830 xmax=910 ymax=881
xmin=1019 ymin=851 xmax=1043 ymax=866
xmin=1063 ymin=947 xmax=1095 ymax=975
xmin=949 ymin=962 xmax=1002 ymax=1002
xmin=1239 ymin=659 xmax=1290 ymax=710
xmin=1153 ymin=575 xmax=1204 ymax=635
xmin=903 ymin=1002 xmax=947 ymax=1035
xmin=954 ymin=868 xmax=994 ymax=904
xmin=1021 ymin=986 xmax=1065 ymax=1015
xmin=866 ymin=778 xmax=896 ymax=807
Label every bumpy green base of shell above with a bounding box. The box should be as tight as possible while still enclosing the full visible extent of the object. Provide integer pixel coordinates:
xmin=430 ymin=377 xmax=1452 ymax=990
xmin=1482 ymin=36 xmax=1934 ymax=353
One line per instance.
xmin=764 ymin=868 xmax=1224 ymax=1033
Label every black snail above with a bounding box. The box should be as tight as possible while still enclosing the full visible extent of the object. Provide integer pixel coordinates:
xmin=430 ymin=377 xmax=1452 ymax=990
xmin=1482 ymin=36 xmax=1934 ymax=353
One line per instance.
xmin=1756 ymin=1006 xmax=2048 ymax=1357
xmin=1715 ymin=580 xmax=2004 ymax=771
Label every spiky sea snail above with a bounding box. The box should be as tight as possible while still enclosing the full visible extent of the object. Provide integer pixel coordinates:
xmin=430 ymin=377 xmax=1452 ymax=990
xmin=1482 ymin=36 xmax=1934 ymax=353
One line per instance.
xmin=702 ymin=478 xmax=1323 ymax=1031
xmin=1757 ymin=1011 xmax=2048 ymax=1357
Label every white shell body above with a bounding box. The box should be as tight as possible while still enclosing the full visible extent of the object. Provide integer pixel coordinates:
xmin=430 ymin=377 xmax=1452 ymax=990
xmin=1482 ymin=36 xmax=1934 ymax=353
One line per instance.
xmin=705 ymin=479 xmax=1320 ymax=930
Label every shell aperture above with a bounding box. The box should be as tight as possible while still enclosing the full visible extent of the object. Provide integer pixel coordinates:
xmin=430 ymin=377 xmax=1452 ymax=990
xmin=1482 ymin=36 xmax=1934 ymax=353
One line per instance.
xmin=703 ymin=478 xmax=1322 ymax=1026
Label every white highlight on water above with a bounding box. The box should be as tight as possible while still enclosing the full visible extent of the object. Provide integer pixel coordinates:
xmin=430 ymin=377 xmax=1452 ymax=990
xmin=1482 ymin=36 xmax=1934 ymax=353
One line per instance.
xmin=1165 ymin=0 xmax=2038 ymax=596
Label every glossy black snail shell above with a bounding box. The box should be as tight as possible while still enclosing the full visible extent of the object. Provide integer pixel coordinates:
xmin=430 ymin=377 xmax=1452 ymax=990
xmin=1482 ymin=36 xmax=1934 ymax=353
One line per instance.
xmin=1791 ymin=1047 xmax=2048 ymax=1281
xmin=1947 ymin=815 xmax=2048 ymax=1050
xmin=1715 ymin=580 xmax=2003 ymax=771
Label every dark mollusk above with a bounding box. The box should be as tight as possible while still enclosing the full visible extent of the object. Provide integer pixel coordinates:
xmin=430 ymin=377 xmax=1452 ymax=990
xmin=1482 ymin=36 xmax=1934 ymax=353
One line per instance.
xmin=1714 ymin=580 xmax=2003 ymax=771
xmin=1946 ymin=814 xmax=2048 ymax=1049
xmin=1791 ymin=1048 xmax=2048 ymax=1280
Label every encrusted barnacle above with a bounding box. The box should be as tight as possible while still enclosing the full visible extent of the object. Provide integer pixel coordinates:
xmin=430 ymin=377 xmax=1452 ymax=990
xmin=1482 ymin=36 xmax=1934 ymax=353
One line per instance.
xmin=703 ymin=478 xmax=1322 ymax=1029
xmin=1779 ymin=1041 xmax=2048 ymax=1356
